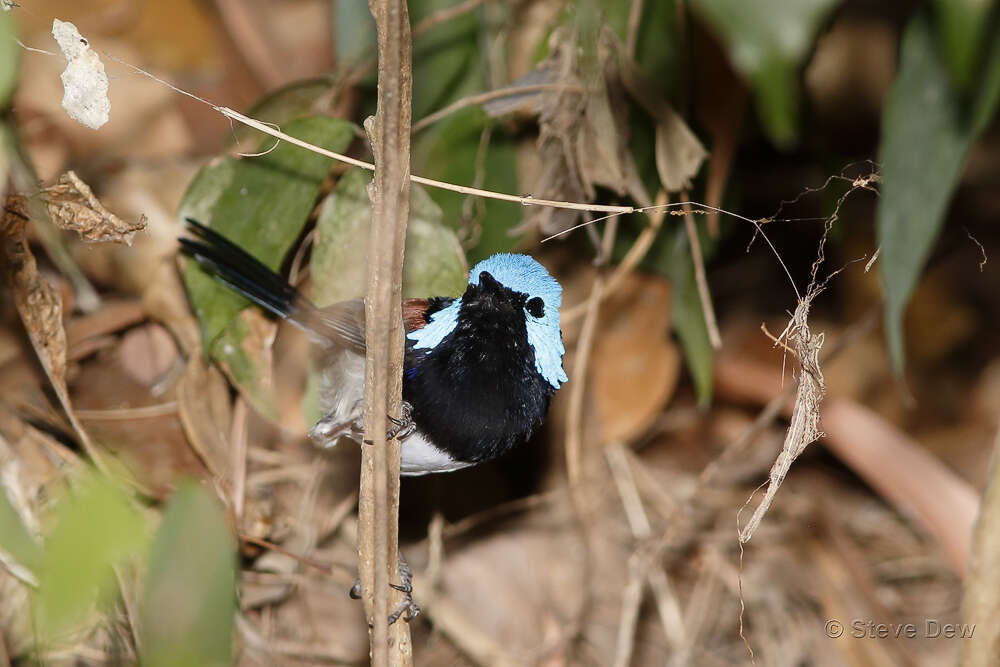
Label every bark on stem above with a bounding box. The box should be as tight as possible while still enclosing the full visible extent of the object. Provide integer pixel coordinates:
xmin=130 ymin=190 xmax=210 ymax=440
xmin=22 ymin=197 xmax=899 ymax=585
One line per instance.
xmin=360 ymin=0 xmax=413 ymax=665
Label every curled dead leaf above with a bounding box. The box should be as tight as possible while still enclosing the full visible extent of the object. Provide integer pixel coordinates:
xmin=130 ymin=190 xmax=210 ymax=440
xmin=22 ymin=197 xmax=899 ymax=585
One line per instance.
xmin=41 ymin=171 xmax=147 ymax=245
xmin=654 ymin=107 xmax=709 ymax=192
xmin=1 ymin=195 xmax=118 ymax=481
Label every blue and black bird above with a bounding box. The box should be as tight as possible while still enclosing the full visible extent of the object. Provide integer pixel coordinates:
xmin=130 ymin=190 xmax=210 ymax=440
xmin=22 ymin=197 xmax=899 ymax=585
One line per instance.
xmin=180 ymin=219 xmax=568 ymax=477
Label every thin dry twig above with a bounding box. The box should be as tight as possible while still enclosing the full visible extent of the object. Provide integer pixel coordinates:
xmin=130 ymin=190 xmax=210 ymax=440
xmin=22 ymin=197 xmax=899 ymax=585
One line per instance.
xmin=682 ymin=195 xmax=722 ymax=350
xmin=230 ymin=397 xmax=249 ymax=521
xmin=411 ymin=83 xmax=584 ymax=134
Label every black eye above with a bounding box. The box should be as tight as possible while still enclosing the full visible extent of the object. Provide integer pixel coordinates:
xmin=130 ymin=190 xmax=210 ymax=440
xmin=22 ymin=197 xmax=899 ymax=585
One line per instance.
xmin=525 ymin=297 xmax=544 ymax=318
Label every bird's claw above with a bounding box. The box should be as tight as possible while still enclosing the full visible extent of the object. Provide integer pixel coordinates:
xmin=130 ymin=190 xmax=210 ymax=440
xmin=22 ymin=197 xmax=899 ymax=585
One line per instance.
xmin=348 ymin=553 xmax=420 ymax=625
xmin=386 ymin=401 xmax=415 ymax=440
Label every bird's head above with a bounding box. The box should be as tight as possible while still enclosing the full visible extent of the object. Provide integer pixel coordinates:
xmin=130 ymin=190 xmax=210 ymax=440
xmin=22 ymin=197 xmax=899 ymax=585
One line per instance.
xmin=407 ymin=253 xmax=568 ymax=390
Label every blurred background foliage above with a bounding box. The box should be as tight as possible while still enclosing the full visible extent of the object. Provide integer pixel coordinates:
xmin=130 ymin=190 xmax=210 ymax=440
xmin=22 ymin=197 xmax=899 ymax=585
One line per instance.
xmin=0 ymin=0 xmax=999 ymax=665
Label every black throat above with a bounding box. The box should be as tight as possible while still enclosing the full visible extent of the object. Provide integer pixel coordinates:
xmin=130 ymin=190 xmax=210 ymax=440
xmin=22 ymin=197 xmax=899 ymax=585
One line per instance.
xmin=402 ymin=286 xmax=554 ymax=465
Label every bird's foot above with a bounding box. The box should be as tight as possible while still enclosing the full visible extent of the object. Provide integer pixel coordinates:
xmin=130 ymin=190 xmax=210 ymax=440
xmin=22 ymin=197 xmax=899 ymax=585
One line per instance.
xmin=310 ymin=402 xmax=363 ymax=447
xmin=386 ymin=401 xmax=415 ymax=440
xmin=349 ymin=552 xmax=420 ymax=625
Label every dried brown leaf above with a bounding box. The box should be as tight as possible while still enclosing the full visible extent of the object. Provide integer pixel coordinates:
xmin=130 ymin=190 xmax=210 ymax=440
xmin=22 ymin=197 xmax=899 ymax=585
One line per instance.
xmin=524 ymin=26 xmax=649 ymax=236
xmin=41 ymin=171 xmax=147 ymax=245
xmin=1 ymin=195 xmax=120 ymax=482
xmin=654 ymin=107 xmax=709 ymax=193
xmin=176 ymin=356 xmax=234 ymax=490
xmin=591 ymin=274 xmax=680 ymax=444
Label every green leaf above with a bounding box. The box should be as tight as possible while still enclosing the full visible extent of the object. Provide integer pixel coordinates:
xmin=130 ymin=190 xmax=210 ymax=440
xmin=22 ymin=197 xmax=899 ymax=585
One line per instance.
xmin=932 ymin=0 xmax=997 ymax=91
xmin=600 ymin=0 xmax=679 ymax=88
xmin=312 ymin=168 xmax=467 ymax=306
xmin=665 ymin=224 xmax=714 ymax=405
xmin=876 ymin=13 xmax=1000 ymax=372
xmin=0 ymin=488 xmax=41 ymax=573
xmin=181 ymin=116 xmax=354 ymax=414
xmin=35 ymin=473 xmax=146 ymax=640
xmin=332 ymin=0 xmax=376 ymax=65
xmin=414 ymin=108 xmax=521 ymax=263
xmin=139 ymin=482 xmax=236 ymax=667
xmin=0 ymin=9 xmax=18 ymax=108
xmin=689 ymin=0 xmax=839 ymax=147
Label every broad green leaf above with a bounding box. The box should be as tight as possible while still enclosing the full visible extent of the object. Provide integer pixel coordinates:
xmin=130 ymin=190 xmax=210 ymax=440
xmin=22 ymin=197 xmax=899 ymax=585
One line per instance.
xmin=876 ymin=13 xmax=1000 ymax=372
xmin=312 ymin=168 xmax=467 ymax=305
xmin=181 ymin=116 xmax=354 ymax=415
xmin=177 ymin=155 xmax=236 ymax=226
xmin=689 ymin=0 xmax=839 ymax=147
xmin=332 ymin=0 xmax=376 ymax=65
xmin=414 ymin=108 xmax=521 ymax=262
xmin=932 ymin=0 xmax=997 ymax=91
xmin=665 ymin=224 xmax=714 ymax=405
xmin=0 ymin=489 xmax=41 ymax=574
xmin=35 ymin=473 xmax=146 ymax=640
xmin=0 ymin=9 xmax=17 ymax=108
xmin=139 ymin=482 xmax=236 ymax=667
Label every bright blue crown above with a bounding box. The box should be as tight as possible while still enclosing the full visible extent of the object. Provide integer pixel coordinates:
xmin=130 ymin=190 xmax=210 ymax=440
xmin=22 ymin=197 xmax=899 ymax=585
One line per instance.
xmin=408 ymin=254 xmax=568 ymax=389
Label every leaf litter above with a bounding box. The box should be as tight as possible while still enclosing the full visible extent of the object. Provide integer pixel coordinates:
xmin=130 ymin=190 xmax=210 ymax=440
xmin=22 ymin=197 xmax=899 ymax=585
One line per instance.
xmin=0 ymin=8 xmax=992 ymax=667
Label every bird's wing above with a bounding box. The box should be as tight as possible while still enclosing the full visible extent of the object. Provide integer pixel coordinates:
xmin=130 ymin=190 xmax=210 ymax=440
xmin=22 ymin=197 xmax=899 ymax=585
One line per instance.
xmin=181 ymin=219 xmax=448 ymax=354
xmin=312 ymin=297 xmax=432 ymax=354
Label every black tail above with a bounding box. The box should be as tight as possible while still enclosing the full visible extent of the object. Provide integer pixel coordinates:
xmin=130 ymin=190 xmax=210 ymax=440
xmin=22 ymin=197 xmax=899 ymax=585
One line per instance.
xmin=180 ymin=218 xmax=305 ymax=321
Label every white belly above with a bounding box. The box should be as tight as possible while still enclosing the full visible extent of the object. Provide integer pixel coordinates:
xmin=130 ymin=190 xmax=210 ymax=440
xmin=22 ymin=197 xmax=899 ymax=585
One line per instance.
xmin=400 ymin=432 xmax=473 ymax=476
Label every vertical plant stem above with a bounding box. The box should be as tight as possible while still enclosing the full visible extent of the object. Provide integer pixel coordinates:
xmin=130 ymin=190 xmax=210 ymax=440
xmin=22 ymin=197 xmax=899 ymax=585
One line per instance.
xmin=681 ymin=195 xmax=722 ymax=349
xmin=360 ymin=0 xmax=413 ymax=665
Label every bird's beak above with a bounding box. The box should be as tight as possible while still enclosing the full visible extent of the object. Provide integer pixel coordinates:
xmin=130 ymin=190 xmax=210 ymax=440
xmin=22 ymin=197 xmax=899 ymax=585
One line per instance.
xmin=478 ymin=271 xmax=503 ymax=293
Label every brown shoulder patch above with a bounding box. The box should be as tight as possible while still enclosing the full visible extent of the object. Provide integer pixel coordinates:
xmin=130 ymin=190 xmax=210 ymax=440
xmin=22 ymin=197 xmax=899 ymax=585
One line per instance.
xmin=402 ymin=298 xmax=430 ymax=332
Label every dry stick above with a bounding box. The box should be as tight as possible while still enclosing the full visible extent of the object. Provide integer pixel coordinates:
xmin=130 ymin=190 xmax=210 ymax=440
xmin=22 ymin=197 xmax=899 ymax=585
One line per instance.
xmin=960 ymin=419 xmax=1000 ymax=667
xmin=606 ymin=445 xmax=686 ymax=658
xmin=360 ymin=0 xmax=414 ymax=665
xmin=681 ymin=196 xmax=722 ymax=350
xmin=613 ymin=554 xmax=646 ymax=667
xmin=411 ymin=83 xmax=584 ymax=134
xmin=229 ymin=397 xmax=249 ymax=521
xmin=625 ymin=0 xmax=645 ymax=57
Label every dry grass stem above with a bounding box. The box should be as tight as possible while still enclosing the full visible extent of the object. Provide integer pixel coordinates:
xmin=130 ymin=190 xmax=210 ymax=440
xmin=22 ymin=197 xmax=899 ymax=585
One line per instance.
xmin=681 ymin=195 xmax=722 ymax=350
xmin=411 ymin=84 xmax=584 ymax=134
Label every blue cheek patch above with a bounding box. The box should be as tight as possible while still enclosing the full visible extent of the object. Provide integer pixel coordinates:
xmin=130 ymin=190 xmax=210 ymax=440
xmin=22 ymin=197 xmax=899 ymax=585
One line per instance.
xmin=407 ymin=300 xmax=461 ymax=350
xmin=526 ymin=317 xmax=567 ymax=389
